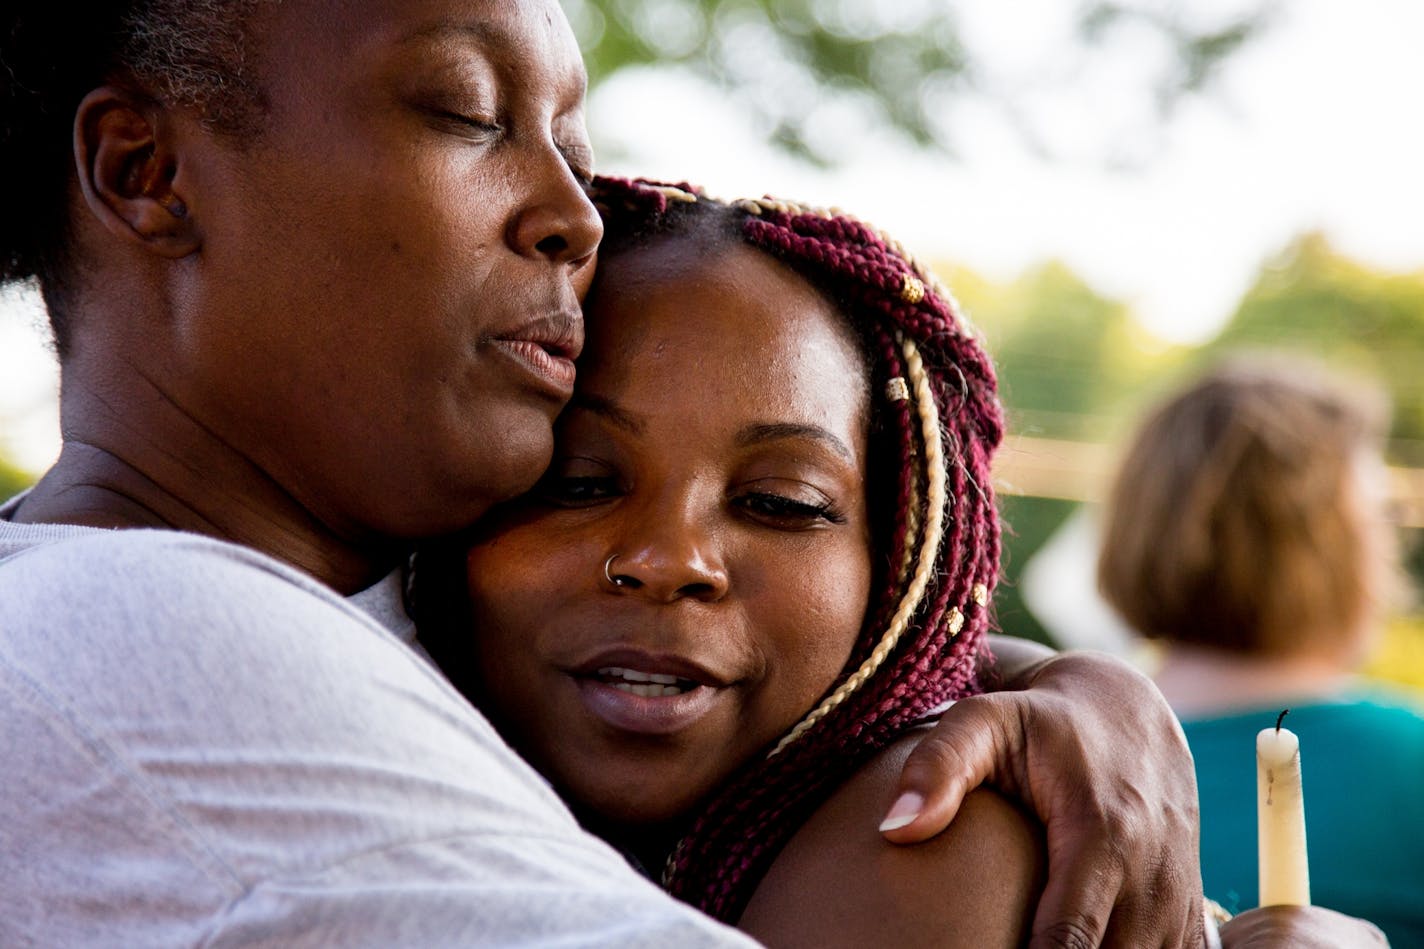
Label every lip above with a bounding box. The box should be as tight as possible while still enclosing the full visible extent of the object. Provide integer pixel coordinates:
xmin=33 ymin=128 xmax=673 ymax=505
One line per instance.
xmin=489 ymin=310 xmax=583 ymax=398
xmin=567 ymin=647 xmax=732 ymax=688
xmin=564 ymin=646 xmax=736 ymax=736
xmin=574 ymin=678 xmax=722 ymax=736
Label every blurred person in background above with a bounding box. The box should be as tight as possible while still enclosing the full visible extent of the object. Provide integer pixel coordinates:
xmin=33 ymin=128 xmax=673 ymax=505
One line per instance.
xmin=1098 ymin=356 xmax=1424 ymax=945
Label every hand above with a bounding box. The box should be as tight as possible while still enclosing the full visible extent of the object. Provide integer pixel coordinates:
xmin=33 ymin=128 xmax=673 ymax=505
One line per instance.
xmin=880 ymin=649 xmax=1203 ymax=948
xmin=1219 ymin=906 xmax=1389 ymax=948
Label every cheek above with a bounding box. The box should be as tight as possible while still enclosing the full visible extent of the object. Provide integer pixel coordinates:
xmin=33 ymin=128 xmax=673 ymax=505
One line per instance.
xmin=465 ymin=534 xmax=555 ymax=643
xmin=764 ymin=542 xmax=874 ymax=703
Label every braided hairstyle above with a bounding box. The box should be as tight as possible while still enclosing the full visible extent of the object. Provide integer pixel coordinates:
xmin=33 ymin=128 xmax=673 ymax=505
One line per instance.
xmin=1 ymin=0 xmax=270 ymax=356
xmin=589 ymin=177 xmax=1005 ymax=922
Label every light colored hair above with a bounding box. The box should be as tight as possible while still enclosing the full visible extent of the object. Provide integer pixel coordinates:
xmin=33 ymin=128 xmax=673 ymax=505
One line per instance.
xmin=1098 ymin=356 xmax=1392 ymax=658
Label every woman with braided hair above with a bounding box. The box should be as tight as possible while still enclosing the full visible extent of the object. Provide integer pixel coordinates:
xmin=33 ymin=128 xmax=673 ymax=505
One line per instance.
xmin=414 ymin=178 xmax=1047 ymax=943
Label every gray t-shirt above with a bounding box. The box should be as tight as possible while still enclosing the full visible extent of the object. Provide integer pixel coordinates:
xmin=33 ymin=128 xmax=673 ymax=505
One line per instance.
xmin=0 ymin=504 xmax=753 ymax=947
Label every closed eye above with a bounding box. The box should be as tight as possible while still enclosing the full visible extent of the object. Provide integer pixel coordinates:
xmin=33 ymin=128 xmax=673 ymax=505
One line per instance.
xmin=538 ymin=474 xmax=620 ymax=507
xmin=735 ymin=492 xmax=845 ymax=527
xmin=430 ymin=109 xmax=502 ymax=138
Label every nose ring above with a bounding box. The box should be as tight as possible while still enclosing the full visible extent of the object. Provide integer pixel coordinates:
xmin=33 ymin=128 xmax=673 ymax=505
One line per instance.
xmin=604 ymin=554 xmax=630 ymax=588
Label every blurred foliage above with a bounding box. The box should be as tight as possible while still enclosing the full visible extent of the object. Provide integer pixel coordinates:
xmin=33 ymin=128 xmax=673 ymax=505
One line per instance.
xmin=564 ymin=0 xmax=1271 ymax=164
xmin=1207 ymin=233 xmax=1424 ymax=465
xmin=1365 ymin=616 xmax=1424 ymax=694
xmin=0 ymin=455 xmax=31 ymax=499
xmin=996 ymin=495 xmax=1077 ymax=645
xmin=951 ymin=261 xmax=1188 ymax=443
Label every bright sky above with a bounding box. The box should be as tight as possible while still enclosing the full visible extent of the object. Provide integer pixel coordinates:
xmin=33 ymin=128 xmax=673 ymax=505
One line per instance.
xmin=3 ymin=0 xmax=1422 ymax=475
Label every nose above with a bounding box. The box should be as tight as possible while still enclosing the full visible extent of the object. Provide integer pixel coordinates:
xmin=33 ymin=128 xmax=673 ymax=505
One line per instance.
xmin=603 ymin=508 xmax=729 ymax=604
xmin=507 ymin=152 xmax=603 ymax=268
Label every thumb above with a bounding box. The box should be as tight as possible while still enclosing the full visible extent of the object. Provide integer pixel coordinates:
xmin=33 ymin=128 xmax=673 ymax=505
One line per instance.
xmin=880 ymin=696 xmax=1017 ymax=844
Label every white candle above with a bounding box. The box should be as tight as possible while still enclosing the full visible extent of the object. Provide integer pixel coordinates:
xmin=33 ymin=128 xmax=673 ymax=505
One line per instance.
xmin=1256 ymin=715 xmax=1310 ymax=906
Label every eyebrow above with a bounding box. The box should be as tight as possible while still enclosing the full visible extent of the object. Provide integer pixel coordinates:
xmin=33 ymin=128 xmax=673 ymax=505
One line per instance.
xmin=735 ymin=423 xmax=855 ymax=462
xmin=401 ymin=21 xmax=502 ymax=46
xmin=569 ymin=397 xmax=854 ymax=462
xmin=569 ymin=393 xmax=646 ymax=436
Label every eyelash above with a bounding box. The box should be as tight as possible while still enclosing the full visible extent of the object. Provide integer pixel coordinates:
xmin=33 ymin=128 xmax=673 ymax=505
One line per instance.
xmin=432 ymin=109 xmax=502 ymax=138
xmin=539 ymin=475 xmax=616 ymax=506
xmin=538 ymin=477 xmax=844 ymax=526
xmin=737 ymin=492 xmax=846 ymax=526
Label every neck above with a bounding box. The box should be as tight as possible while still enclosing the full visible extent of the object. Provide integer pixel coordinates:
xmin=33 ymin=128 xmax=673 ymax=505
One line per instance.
xmin=13 ymin=372 xmax=400 ymax=594
xmin=1153 ymin=643 xmax=1356 ymax=719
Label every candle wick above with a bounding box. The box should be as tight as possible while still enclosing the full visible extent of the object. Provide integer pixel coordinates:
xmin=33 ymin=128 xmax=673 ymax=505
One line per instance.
xmin=1275 ymin=708 xmax=1290 ymax=732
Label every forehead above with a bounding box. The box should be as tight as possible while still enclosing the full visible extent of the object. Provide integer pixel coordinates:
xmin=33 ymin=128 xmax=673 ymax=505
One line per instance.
xmin=581 ymin=239 xmax=869 ymax=426
xmin=252 ymin=0 xmax=586 ymax=98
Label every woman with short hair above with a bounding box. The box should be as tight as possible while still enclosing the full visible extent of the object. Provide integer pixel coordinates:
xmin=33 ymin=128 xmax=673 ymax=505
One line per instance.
xmin=1099 ymin=357 xmax=1423 ymax=945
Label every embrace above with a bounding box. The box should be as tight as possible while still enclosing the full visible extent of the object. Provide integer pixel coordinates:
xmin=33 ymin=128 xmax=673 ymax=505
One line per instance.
xmin=0 ymin=2 xmax=1387 ymax=947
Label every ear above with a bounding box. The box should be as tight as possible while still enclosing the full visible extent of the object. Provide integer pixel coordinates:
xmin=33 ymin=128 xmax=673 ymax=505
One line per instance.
xmin=73 ymin=87 xmax=200 ymax=258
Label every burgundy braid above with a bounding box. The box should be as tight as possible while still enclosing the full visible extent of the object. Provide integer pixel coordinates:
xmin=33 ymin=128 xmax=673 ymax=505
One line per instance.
xmin=590 ymin=177 xmax=1004 ymax=922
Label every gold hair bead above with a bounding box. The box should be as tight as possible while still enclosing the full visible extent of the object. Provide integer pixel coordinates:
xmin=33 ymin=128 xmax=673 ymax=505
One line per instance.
xmin=885 ymin=377 xmax=910 ymax=402
xmin=946 ymin=607 xmax=965 ymax=635
xmin=971 ymin=583 xmax=989 ymax=607
xmin=900 ymin=274 xmax=925 ymax=305
xmin=650 ymin=185 xmax=698 ymax=204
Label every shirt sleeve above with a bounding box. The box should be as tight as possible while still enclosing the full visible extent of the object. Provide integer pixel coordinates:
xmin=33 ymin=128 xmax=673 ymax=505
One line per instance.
xmin=0 ymin=530 xmax=754 ymax=948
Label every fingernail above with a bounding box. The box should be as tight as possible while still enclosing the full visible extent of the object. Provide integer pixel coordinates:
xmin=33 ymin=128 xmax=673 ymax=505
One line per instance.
xmin=878 ymin=791 xmax=924 ymax=832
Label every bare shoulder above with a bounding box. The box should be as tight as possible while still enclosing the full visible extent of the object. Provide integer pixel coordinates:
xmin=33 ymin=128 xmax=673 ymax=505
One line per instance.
xmin=737 ymin=729 xmax=1046 ymax=949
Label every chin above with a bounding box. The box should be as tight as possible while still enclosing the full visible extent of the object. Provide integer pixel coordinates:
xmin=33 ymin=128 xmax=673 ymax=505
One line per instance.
xmin=470 ymin=406 xmax=558 ymax=498
xmin=563 ymin=766 xmax=714 ymax=829
xmin=368 ymin=449 xmax=549 ymax=540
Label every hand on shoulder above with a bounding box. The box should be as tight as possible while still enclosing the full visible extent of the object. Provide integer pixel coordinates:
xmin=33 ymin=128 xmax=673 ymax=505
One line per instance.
xmin=886 ymin=647 xmax=1205 ymax=947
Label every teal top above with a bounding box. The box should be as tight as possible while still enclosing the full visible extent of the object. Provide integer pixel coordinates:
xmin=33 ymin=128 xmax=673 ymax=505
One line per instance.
xmin=1184 ymin=695 xmax=1424 ymax=948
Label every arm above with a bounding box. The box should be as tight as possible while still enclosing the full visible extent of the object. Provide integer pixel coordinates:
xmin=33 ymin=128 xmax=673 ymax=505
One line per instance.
xmin=978 ymin=632 xmax=1057 ymax=682
xmin=0 ymin=532 xmax=753 ymax=948
xmin=739 ymin=732 xmax=1046 ymax=948
xmin=882 ymin=643 xmax=1205 ymax=949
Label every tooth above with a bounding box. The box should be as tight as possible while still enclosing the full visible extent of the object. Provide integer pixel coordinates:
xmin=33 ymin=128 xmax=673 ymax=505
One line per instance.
xmin=647 ymin=673 xmax=678 ymax=685
xmin=609 ymin=682 xmax=684 ymax=698
xmin=599 ymin=666 xmax=653 ymax=683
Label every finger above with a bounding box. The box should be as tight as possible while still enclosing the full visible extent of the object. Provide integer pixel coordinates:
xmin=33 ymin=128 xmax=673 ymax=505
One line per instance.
xmin=1028 ymin=838 xmax=1120 ymax=949
xmin=1099 ymin=850 xmax=1201 ymax=949
xmin=880 ymin=696 xmax=1019 ymax=843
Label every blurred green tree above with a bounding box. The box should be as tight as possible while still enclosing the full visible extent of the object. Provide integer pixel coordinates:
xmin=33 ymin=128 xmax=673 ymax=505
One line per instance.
xmin=1208 ymin=232 xmax=1424 ymax=464
xmin=959 ymin=261 xmax=1185 ymax=442
xmin=0 ymin=455 xmax=32 ymax=499
xmin=946 ymin=260 xmax=1190 ymax=643
xmin=566 ymin=0 xmax=1269 ymax=164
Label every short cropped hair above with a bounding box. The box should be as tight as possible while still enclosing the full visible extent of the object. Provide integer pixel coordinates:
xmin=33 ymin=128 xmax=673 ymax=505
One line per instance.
xmin=1098 ymin=357 xmax=1390 ymax=658
xmin=1 ymin=1 xmax=270 ymax=355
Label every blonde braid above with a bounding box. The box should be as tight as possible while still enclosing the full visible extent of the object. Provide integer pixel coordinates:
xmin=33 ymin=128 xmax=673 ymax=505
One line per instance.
xmin=898 ymin=449 xmax=923 ymax=587
xmin=770 ymin=333 xmax=948 ymax=755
